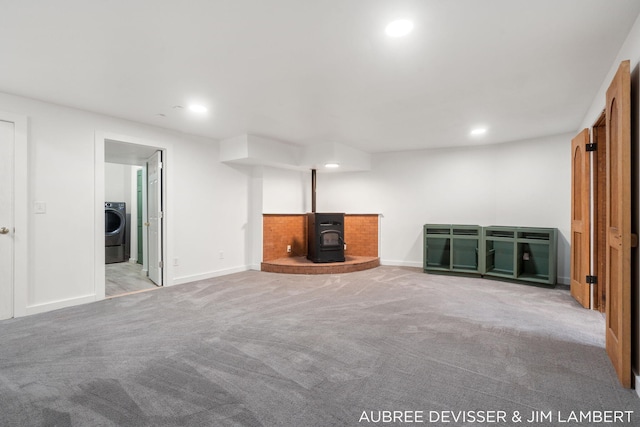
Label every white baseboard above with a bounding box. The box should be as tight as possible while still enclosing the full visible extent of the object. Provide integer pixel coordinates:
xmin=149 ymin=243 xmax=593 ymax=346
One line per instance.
xmin=25 ymin=294 xmax=97 ymax=316
xmin=173 ymin=265 xmax=250 ymax=285
xmin=635 ymin=374 xmax=640 ymax=397
xmin=556 ymin=275 xmax=570 ymax=286
xmin=380 ymin=259 xmax=423 ymax=268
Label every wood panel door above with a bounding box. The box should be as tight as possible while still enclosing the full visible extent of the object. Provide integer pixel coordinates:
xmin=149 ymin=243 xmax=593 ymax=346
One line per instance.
xmin=605 ymin=60 xmax=631 ymax=388
xmin=570 ymin=129 xmax=591 ymax=308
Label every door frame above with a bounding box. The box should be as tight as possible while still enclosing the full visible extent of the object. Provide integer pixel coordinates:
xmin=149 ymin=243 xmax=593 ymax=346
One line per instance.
xmin=137 ymin=169 xmax=144 ymax=264
xmin=0 ymin=111 xmax=28 ymax=318
xmin=94 ymin=132 xmax=172 ymax=300
xmin=592 ymin=112 xmax=607 ymax=312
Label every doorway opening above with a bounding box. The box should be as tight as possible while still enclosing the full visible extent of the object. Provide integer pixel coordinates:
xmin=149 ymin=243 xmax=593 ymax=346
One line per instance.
xmin=592 ymin=111 xmax=606 ymax=312
xmin=94 ymin=133 xmax=168 ymax=300
xmin=104 ymin=159 xmax=156 ymax=297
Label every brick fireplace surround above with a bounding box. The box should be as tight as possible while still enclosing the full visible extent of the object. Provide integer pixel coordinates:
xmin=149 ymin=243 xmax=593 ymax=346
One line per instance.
xmin=261 ymin=214 xmax=380 ymax=274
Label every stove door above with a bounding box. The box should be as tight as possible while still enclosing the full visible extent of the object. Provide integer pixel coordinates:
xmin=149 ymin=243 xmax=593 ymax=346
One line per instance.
xmin=320 ymin=230 xmax=341 ymax=249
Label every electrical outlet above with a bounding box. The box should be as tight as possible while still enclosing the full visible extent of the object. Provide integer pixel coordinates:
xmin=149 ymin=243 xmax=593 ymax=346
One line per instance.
xmin=219 ymin=251 xmax=224 ymax=259
xmin=173 ymin=258 xmax=179 ymax=266
xmin=287 ymin=245 xmax=291 ymax=253
xmin=344 ymin=244 xmax=347 ymax=251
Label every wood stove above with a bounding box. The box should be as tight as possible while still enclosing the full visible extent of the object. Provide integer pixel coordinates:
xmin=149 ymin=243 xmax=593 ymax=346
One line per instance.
xmin=307 ymin=212 xmax=345 ymax=263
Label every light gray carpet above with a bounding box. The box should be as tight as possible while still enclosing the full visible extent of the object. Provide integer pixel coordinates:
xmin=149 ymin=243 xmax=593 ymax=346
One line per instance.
xmin=1 ymin=266 xmax=638 ymax=426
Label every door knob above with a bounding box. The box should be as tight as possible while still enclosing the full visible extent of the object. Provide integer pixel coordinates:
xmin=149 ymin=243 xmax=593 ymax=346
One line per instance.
xmin=0 ymin=227 xmax=9 ymax=234
xmin=144 ymin=222 xmax=150 ymax=227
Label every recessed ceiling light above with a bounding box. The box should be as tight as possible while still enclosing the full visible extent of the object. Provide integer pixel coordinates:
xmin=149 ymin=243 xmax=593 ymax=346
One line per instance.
xmin=325 ymin=163 xmax=340 ymax=168
xmin=188 ymin=104 xmax=208 ymax=113
xmin=470 ymin=127 xmax=487 ymax=136
xmin=385 ymin=19 xmax=413 ymax=37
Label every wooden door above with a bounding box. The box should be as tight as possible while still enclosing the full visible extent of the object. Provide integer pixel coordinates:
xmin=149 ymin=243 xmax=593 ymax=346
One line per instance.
xmin=570 ymin=129 xmax=591 ymax=308
xmin=605 ymin=60 xmax=631 ymax=388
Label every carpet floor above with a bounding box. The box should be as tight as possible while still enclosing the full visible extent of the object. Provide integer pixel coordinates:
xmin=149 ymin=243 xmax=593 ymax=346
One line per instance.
xmin=0 ymin=266 xmax=638 ymax=426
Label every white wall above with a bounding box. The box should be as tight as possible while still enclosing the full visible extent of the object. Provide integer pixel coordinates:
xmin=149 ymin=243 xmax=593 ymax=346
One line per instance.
xmin=171 ymin=137 xmax=250 ymax=284
xmin=262 ymin=134 xmax=572 ymax=283
xmin=0 ymin=91 xmax=250 ymax=315
xmin=105 ymin=163 xmax=131 ymax=203
xmin=262 ymin=167 xmax=307 ymax=214
xmin=318 ymin=135 xmax=571 ymax=282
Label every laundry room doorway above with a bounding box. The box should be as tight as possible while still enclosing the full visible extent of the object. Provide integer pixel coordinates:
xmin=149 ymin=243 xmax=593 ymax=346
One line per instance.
xmin=104 ymin=162 xmax=155 ymax=297
xmin=94 ymin=133 xmax=170 ymax=300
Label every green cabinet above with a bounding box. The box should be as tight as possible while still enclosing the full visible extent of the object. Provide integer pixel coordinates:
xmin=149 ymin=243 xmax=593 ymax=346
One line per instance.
xmin=424 ymin=224 xmax=558 ymax=286
xmin=483 ymin=226 xmax=557 ymax=285
xmin=424 ymin=224 xmax=482 ymax=274
xmin=517 ymin=228 xmax=557 ymax=285
xmin=484 ymin=227 xmax=516 ymax=278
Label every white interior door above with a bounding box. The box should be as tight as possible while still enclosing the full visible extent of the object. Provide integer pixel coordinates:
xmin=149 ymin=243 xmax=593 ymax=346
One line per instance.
xmin=0 ymin=120 xmax=15 ymax=319
xmin=147 ymin=151 xmax=163 ymax=286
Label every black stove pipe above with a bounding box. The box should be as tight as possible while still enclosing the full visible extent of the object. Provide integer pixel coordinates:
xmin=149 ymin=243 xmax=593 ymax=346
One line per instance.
xmin=311 ymin=168 xmax=317 ymax=213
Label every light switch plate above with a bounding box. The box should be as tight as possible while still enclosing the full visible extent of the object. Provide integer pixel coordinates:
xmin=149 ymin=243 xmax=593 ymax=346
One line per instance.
xmin=34 ymin=201 xmax=46 ymax=214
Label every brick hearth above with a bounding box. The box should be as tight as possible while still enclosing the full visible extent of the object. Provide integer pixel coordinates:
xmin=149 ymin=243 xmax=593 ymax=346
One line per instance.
xmin=261 ymin=255 xmax=380 ymax=274
xmin=262 ymin=214 xmax=380 ymax=274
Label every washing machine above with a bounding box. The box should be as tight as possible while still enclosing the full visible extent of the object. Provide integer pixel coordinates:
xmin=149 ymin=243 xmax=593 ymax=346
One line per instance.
xmin=105 ymin=202 xmax=126 ymax=264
